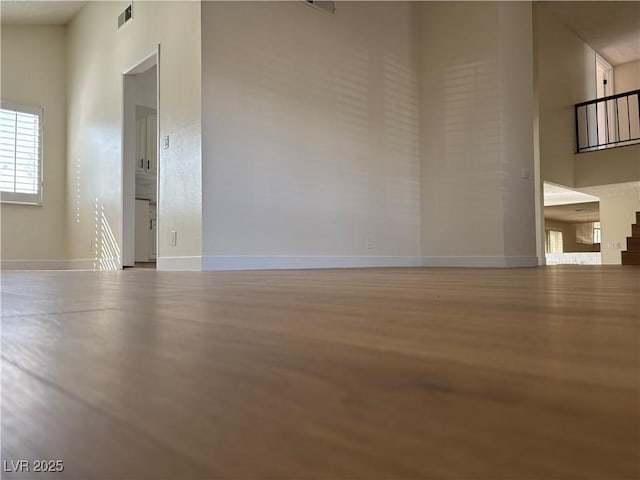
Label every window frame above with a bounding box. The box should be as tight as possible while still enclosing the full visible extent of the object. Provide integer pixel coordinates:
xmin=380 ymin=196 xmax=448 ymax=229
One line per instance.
xmin=0 ymin=101 xmax=44 ymax=206
xmin=593 ymin=221 xmax=601 ymax=245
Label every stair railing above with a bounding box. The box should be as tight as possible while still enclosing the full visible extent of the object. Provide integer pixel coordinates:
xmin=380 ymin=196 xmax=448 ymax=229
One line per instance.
xmin=575 ymin=89 xmax=640 ymax=153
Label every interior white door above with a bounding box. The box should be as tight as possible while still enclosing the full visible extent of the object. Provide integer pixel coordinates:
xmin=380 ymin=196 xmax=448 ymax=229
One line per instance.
xmin=595 ymin=54 xmax=615 ymax=146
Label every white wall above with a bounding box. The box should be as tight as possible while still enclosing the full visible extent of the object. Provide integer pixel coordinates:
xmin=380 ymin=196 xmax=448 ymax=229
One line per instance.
xmin=499 ymin=3 xmax=538 ymax=261
xmin=614 ymin=60 xmax=640 ymax=94
xmin=1 ymin=25 xmax=68 ymax=268
xmin=598 ymin=185 xmax=640 ymax=264
xmin=201 ymin=2 xmax=421 ymax=269
xmin=7 ymin=2 xmax=589 ymax=271
xmin=534 ymin=3 xmax=596 ymax=189
xmin=66 ymin=1 xmax=202 ymax=270
xmin=575 ymin=144 xmax=640 ymax=188
xmin=417 ymin=2 xmax=537 ymax=266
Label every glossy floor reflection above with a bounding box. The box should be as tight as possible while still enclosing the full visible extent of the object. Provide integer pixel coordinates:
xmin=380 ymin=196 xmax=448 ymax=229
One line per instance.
xmin=1 ymin=266 xmax=639 ymax=479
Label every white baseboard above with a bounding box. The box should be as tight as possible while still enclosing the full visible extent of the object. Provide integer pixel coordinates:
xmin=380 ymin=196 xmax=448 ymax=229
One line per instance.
xmin=66 ymin=258 xmax=122 ymax=270
xmin=503 ymin=256 xmax=541 ymax=267
xmin=1 ymin=255 xmax=541 ymax=271
xmin=1 ymin=259 xmax=69 ymax=271
xmin=1 ymin=258 xmax=123 ymax=271
xmin=421 ymin=256 xmax=540 ymax=268
xmin=156 ymin=256 xmax=202 ymax=271
xmin=201 ymin=256 xmax=422 ymax=271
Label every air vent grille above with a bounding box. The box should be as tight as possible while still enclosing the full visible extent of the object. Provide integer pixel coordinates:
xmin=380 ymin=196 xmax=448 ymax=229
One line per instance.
xmin=304 ymin=0 xmax=335 ymax=14
xmin=118 ymin=4 xmax=133 ymax=29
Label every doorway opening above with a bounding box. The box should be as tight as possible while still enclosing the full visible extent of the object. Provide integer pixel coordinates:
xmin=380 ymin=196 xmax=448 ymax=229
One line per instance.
xmin=122 ymin=48 xmax=159 ymax=268
xmin=543 ymin=183 xmax=601 ymax=265
xmin=595 ymin=53 xmax=616 ymax=148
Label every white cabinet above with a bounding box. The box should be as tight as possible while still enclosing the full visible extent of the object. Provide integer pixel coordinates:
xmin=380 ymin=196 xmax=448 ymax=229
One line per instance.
xmin=146 ymin=114 xmax=157 ymax=175
xmin=135 ymin=199 xmax=156 ymax=262
xmin=135 ymin=117 xmax=146 ymax=173
xmin=135 ymin=106 xmax=157 ymax=176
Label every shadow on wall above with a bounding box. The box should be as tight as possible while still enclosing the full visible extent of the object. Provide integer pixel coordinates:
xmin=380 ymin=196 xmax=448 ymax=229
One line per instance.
xmin=204 ymin=1 xmax=421 ymax=254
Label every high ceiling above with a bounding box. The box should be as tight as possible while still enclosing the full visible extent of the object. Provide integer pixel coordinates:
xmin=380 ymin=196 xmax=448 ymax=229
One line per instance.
xmin=545 ymin=202 xmax=600 ymax=223
xmin=541 ymin=1 xmax=640 ymax=65
xmin=1 ymin=1 xmax=639 ymax=66
xmin=543 ymin=183 xmax=601 ymax=223
xmin=0 ymin=1 xmax=86 ymax=25
xmin=544 ymin=181 xmax=640 ymax=223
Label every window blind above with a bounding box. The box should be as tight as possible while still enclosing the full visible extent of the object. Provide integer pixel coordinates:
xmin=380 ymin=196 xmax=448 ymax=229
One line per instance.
xmin=0 ymin=102 xmax=43 ymax=204
xmin=576 ymin=222 xmax=595 ymax=245
xmin=547 ymin=230 xmax=563 ymax=254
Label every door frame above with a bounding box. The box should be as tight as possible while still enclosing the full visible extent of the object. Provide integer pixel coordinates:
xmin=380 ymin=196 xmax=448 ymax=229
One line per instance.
xmin=121 ymin=45 xmax=160 ymax=267
xmin=595 ymin=53 xmax=614 ymax=98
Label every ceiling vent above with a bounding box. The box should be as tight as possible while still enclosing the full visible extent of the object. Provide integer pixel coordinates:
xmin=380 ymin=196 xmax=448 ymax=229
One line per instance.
xmin=304 ymin=0 xmax=335 ymax=14
xmin=118 ymin=3 xmax=133 ymax=29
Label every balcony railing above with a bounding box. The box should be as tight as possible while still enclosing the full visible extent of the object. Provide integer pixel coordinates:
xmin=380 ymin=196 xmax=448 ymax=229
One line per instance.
xmin=575 ymin=89 xmax=640 ymax=153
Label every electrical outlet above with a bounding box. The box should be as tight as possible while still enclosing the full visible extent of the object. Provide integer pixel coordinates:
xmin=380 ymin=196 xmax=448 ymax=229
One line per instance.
xmin=170 ymin=230 xmax=177 ymax=246
xmin=366 ymin=237 xmax=373 ymax=250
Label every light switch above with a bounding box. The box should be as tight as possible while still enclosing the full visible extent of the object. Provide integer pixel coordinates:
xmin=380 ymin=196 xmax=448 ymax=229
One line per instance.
xmin=163 ymin=136 xmax=170 ymax=149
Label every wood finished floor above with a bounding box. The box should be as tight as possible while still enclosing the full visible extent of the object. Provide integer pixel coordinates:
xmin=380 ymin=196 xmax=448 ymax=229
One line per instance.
xmin=1 ymin=266 xmax=639 ymax=479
